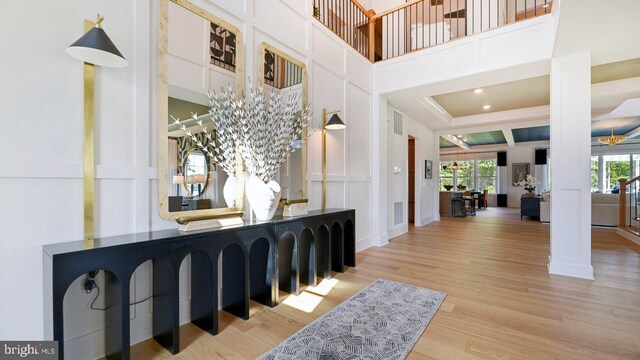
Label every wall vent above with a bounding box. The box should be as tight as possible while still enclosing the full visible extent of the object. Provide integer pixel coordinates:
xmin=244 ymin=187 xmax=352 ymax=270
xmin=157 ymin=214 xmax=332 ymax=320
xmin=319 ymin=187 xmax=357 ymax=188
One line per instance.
xmin=393 ymin=111 xmax=403 ymax=135
xmin=393 ymin=201 xmax=403 ymax=225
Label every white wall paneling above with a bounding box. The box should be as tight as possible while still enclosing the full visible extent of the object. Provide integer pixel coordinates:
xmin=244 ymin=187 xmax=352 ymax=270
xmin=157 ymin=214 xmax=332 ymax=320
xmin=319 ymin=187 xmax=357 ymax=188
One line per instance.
xmin=0 ymin=0 xmax=373 ymax=357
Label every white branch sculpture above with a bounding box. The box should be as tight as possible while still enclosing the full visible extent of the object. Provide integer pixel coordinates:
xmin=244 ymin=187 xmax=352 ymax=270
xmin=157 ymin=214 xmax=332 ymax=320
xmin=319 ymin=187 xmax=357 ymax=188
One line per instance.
xmin=172 ymin=83 xmax=313 ymax=184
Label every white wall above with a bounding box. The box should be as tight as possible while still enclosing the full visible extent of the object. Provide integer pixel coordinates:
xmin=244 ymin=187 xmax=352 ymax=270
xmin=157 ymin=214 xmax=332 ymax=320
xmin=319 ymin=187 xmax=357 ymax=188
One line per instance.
xmin=0 ymin=0 xmax=373 ymax=358
xmin=386 ymin=105 xmax=437 ymax=239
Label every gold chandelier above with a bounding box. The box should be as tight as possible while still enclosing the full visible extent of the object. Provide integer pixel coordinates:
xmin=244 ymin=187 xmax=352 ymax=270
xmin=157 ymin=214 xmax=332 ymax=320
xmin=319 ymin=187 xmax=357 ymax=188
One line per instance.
xmin=598 ymin=128 xmax=626 ymax=146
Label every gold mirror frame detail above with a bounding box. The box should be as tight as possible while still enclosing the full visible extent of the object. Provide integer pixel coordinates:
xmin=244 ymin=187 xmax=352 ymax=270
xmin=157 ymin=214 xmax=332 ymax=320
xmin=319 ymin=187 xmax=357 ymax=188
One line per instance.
xmin=158 ymin=0 xmax=245 ymax=221
xmin=257 ymin=42 xmax=308 ymax=200
xmin=182 ymin=148 xmax=210 ymax=196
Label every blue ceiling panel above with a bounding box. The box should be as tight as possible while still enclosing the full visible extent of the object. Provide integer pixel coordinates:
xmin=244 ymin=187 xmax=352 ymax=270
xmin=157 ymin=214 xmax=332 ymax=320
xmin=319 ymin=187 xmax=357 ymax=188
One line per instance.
xmin=512 ymin=126 xmax=550 ymax=143
xmin=439 ymin=137 xmax=456 ymax=148
xmin=591 ymin=117 xmax=640 ymax=137
xmin=464 ymin=130 xmax=507 ymax=146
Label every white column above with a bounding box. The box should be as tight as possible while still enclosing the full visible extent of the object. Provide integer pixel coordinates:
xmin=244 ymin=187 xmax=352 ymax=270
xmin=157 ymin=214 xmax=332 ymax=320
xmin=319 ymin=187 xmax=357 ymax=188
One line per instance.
xmin=549 ymin=51 xmax=594 ymax=280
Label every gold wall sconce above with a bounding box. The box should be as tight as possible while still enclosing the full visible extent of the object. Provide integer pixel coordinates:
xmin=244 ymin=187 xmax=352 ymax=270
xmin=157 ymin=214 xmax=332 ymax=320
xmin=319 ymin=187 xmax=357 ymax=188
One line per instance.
xmin=322 ymin=108 xmax=347 ymax=210
xmin=67 ymin=15 xmax=128 ymax=241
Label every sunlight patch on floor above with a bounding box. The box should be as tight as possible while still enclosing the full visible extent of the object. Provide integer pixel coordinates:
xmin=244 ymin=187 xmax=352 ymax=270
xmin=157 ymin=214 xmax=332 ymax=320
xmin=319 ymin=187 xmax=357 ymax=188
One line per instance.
xmin=281 ymin=291 xmax=324 ymax=313
xmin=281 ymin=279 xmax=341 ymax=313
xmin=305 ymin=278 xmax=339 ymax=296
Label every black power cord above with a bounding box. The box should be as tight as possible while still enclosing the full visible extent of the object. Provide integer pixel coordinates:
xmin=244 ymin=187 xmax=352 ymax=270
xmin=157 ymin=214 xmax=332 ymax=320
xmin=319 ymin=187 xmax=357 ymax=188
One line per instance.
xmin=85 ymin=270 xmax=153 ymax=311
xmin=84 ymin=270 xmax=99 ymax=293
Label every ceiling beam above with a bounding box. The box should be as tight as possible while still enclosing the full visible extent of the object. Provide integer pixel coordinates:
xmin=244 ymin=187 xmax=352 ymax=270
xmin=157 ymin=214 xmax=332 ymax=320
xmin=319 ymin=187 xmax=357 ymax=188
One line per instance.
xmin=502 ymin=129 xmax=515 ymax=147
xmin=441 ymin=134 xmax=470 ymax=149
xmin=450 ymin=105 xmax=550 ymax=128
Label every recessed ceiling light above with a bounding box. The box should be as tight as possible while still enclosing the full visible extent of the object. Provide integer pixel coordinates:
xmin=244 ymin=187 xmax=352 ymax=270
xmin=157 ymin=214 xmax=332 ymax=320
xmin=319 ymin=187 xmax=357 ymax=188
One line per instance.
xmin=483 ymin=104 xmax=492 ymax=110
xmin=473 ymin=88 xmax=484 ymax=94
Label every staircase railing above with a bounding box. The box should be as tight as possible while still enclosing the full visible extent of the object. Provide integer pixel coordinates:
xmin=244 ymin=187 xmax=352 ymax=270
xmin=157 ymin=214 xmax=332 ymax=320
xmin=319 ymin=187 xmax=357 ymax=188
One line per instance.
xmin=312 ymin=0 xmax=375 ymax=60
xmin=619 ymin=176 xmax=640 ymax=228
xmin=312 ymin=0 xmax=552 ymax=62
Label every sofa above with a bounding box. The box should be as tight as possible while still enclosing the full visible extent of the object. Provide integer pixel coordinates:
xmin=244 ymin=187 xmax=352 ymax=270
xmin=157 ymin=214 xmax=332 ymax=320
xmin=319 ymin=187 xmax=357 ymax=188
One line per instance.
xmin=540 ymin=192 xmax=631 ymax=226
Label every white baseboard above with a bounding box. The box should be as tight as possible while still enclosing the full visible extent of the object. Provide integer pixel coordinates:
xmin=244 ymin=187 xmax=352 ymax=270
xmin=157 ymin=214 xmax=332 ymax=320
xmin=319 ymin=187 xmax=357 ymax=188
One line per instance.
xmin=548 ymin=256 xmax=594 ymax=280
xmin=356 ymin=237 xmax=373 ymax=252
xmin=388 ymin=225 xmax=408 ymax=240
xmin=378 ymin=233 xmax=389 ymax=246
xmin=418 ymin=215 xmax=436 ymax=226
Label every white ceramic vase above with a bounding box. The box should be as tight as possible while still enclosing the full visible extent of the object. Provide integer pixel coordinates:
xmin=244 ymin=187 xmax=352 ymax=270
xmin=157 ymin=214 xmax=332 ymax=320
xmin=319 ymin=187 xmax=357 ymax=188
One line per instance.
xmin=222 ymin=175 xmax=237 ymax=208
xmin=245 ymin=175 xmax=281 ymax=221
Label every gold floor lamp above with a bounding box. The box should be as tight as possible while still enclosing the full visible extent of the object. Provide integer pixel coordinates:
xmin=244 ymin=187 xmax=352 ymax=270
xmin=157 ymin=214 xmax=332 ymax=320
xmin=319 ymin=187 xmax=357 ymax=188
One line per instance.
xmin=322 ymin=108 xmax=347 ymax=210
xmin=66 ymin=15 xmax=129 ymax=241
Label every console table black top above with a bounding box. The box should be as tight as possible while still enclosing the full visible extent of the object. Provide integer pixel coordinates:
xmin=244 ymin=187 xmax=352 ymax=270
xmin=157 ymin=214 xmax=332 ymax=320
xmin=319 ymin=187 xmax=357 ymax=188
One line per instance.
xmin=43 ymin=208 xmax=353 ymax=256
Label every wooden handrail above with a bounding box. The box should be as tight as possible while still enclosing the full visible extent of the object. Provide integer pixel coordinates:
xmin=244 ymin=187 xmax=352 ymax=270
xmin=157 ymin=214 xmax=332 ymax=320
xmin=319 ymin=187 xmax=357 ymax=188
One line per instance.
xmin=352 ymin=0 xmax=373 ymax=19
xmin=372 ymin=0 xmax=423 ymax=20
xmin=627 ymin=175 xmax=640 ymax=184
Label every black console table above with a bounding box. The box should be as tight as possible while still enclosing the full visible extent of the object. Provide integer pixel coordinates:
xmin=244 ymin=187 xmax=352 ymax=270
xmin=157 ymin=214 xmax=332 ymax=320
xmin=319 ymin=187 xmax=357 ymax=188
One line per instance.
xmin=520 ymin=195 xmax=541 ymax=220
xmin=43 ymin=209 xmax=355 ymax=360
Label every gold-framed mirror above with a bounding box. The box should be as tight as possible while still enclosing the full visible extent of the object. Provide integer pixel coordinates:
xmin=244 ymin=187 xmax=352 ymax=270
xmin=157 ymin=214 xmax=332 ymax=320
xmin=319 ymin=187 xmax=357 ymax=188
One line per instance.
xmin=158 ymin=0 xmax=245 ymax=219
xmin=257 ymin=43 xmax=308 ymax=202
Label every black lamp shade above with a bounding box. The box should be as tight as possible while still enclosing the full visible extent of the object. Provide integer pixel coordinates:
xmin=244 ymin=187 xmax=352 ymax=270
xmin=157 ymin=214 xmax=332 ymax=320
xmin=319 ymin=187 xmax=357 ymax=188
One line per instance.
xmin=325 ymin=114 xmax=346 ymax=130
xmin=67 ymin=26 xmax=128 ymax=68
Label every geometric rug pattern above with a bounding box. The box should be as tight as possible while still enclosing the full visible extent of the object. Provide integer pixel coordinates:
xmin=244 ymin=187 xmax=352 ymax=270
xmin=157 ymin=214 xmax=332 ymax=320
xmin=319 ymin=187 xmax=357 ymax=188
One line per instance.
xmin=257 ymin=279 xmax=447 ymax=360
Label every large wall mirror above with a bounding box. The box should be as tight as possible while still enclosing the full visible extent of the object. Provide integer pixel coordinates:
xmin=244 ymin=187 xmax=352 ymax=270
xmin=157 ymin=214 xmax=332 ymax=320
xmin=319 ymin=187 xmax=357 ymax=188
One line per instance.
xmin=258 ymin=43 xmax=308 ymax=202
xmin=158 ymin=0 xmax=245 ymax=220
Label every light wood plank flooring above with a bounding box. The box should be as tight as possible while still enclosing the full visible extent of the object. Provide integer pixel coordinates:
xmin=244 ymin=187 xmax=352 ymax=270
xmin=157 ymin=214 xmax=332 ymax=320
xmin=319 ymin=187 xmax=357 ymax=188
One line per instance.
xmin=131 ymin=208 xmax=640 ymax=359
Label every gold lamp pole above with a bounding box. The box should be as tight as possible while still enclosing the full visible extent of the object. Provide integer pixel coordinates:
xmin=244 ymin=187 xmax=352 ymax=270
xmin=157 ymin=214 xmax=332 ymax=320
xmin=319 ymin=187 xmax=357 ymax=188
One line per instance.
xmin=322 ymin=108 xmax=347 ymax=210
xmin=67 ymin=15 xmax=129 ymax=241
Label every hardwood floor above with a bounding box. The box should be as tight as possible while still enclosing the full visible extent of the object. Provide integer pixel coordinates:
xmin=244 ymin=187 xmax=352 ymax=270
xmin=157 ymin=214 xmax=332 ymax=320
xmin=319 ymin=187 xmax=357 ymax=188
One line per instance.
xmin=131 ymin=208 xmax=640 ymax=359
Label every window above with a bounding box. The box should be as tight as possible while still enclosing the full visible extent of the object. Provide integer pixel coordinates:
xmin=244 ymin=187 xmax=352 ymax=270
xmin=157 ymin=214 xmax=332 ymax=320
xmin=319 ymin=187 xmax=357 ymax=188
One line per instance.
xmin=439 ymin=161 xmax=454 ymax=190
xmin=457 ymin=161 xmax=475 ymax=190
xmin=634 ymin=154 xmax=640 ymax=179
xmin=477 ymin=159 xmax=497 ymax=193
xmin=438 ymin=158 xmax=496 ymax=191
xmin=591 ymin=156 xmax=599 ymax=192
xmin=603 ymin=155 xmax=631 ymax=193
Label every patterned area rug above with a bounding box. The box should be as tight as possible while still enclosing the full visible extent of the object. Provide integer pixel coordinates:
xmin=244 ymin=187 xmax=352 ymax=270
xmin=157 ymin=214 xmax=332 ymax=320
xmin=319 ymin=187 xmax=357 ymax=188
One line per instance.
xmin=258 ymin=279 xmax=447 ymax=360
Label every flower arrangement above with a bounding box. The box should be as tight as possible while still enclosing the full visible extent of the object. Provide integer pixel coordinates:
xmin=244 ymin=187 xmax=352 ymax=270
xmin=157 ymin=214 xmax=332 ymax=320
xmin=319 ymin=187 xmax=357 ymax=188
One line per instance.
xmin=514 ymin=175 xmax=537 ymax=193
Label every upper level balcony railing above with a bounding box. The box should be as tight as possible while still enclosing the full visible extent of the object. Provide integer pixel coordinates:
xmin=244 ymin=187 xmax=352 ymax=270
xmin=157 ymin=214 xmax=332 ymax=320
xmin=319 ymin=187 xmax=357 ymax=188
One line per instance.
xmin=313 ymin=0 xmax=552 ymax=62
xmin=313 ymin=0 xmax=374 ymax=60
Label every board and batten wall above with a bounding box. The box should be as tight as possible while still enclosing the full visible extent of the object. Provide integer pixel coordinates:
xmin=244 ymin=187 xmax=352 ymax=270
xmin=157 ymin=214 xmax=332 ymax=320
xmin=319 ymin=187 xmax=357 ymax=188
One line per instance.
xmin=0 ymin=0 xmax=373 ymax=358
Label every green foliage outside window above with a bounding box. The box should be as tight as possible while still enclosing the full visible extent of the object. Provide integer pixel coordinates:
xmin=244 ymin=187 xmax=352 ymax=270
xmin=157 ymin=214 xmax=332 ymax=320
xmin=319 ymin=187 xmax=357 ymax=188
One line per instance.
xmin=591 ymin=156 xmax=598 ymax=191
xmin=478 ymin=159 xmax=497 ymax=193
xmin=439 ymin=161 xmax=454 ymax=190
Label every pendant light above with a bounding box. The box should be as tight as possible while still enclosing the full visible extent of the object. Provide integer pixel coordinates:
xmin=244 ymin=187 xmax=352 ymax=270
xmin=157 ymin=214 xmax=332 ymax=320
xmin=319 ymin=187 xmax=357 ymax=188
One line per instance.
xmin=598 ymin=128 xmax=626 ymax=146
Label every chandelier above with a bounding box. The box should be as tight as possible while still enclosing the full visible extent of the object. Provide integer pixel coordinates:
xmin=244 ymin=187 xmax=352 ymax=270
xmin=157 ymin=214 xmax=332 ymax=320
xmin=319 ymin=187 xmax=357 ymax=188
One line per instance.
xmin=449 ymin=148 xmax=468 ymax=171
xmin=598 ymin=128 xmax=626 ymax=146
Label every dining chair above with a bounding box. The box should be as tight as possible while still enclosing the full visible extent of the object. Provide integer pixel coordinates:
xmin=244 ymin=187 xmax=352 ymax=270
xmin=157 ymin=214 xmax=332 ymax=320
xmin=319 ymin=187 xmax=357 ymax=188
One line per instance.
xmin=483 ymin=189 xmax=488 ymax=208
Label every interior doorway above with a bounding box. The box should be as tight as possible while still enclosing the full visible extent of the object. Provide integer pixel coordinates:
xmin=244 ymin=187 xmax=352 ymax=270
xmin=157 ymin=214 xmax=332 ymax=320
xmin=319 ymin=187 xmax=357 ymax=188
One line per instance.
xmin=408 ymin=137 xmax=416 ymax=224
